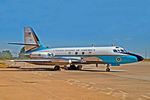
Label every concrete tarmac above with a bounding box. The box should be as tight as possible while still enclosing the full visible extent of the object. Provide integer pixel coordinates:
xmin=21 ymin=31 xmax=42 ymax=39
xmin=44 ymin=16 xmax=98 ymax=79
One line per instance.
xmin=0 ymin=62 xmax=150 ymax=100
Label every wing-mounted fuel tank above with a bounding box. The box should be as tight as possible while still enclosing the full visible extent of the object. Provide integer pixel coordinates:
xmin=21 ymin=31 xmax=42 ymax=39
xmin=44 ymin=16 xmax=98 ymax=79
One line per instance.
xmin=27 ymin=52 xmax=55 ymax=59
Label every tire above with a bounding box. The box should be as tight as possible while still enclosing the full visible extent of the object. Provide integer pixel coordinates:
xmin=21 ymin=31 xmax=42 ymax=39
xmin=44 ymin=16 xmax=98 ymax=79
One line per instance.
xmin=70 ymin=65 xmax=77 ymax=70
xmin=64 ymin=65 xmax=68 ymax=70
xmin=77 ymin=65 xmax=82 ymax=70
xmin=54 ymin=65 xmax=60 ymax=71
xmin=106 ymin=68 xmax=110 ymax=72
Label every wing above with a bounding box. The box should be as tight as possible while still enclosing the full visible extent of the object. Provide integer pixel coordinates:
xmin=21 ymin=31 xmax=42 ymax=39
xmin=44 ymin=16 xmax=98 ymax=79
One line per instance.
xmin=10 ymin=59 xmax=53 ymax=65
xmin=10 ymin=57 xmax=104 ymax=65
xmin=10 ymin=59 xmax=52 ymax=62
xmin=10 ymin=58 xmax=84 ymax=65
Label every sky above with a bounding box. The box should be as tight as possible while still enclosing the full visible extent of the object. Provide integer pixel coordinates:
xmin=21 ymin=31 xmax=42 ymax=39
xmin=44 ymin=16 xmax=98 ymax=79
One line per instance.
xmin=0 ymin=0 xmax=150 ymax=58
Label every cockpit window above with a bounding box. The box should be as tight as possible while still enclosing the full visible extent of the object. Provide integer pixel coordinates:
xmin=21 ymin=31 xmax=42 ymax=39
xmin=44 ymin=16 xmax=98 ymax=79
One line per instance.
xmin=121 ymin=50 xmax=124 ymax=52
xmin=113 ymin=50 xmax=117 ymax=52
xmin=113 ymin=49 xmax=127 ymax=53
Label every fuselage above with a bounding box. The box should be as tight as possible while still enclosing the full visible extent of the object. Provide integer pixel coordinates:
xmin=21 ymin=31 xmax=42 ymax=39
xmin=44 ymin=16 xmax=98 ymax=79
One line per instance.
xmin=26 ymin=46 xmax=143 ymax=66
xmin=9 ymin=27 xmax=144 ymax=71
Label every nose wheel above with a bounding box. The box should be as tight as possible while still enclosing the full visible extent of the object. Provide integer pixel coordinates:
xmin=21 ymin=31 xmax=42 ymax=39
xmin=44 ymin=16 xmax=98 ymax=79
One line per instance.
xmin=106 ymin=64 xmax=110 ymax=72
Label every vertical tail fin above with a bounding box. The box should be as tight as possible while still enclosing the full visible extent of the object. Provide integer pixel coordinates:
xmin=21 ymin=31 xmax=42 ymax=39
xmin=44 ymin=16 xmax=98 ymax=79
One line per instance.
xmin=8 ymin=27 xmax=44 ymax=53
xmin=24 ymin=27 xmax=41 ymax=52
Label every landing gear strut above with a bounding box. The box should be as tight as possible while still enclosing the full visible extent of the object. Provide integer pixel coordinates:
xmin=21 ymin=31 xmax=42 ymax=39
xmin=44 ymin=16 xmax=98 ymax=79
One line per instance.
xmin=77 ymin=65 xmax=82 ymax=70
xmin=106 ymin=64 xmax=110 ymax=72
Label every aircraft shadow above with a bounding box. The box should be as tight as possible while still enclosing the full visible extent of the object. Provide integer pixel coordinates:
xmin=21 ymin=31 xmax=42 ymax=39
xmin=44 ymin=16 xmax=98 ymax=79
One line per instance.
xmin=20 ymin=68 xmax=54 ymax=71
xmin=0 ymin=67 xmax=125 ymax=72
xmin=0 ymin=67 xmax=54 ymax=72
xmin=80 ymin=69 xmax=125 ymax=72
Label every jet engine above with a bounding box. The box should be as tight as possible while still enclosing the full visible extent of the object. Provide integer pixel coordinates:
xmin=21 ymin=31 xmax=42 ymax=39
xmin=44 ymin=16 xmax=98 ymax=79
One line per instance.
xmin=28 ymin=52 xmax=55 ymax=59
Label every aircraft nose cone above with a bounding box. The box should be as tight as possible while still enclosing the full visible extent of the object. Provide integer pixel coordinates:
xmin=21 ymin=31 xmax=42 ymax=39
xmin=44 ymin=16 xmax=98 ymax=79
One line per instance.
xmin=125 ymin=52 xmax=144 ymax=62
xmin=136 ymin=55 xmax=144 ymax=61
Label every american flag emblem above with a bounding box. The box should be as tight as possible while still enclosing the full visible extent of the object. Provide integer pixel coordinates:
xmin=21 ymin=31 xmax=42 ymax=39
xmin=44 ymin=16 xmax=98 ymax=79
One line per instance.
xmin=25 ymin=32 xmax=32 ymax=37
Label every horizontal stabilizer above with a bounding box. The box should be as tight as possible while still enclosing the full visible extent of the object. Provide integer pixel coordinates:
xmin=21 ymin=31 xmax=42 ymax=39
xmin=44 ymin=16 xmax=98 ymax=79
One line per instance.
xmin=8 ymin=43 xmax=38 ymax=46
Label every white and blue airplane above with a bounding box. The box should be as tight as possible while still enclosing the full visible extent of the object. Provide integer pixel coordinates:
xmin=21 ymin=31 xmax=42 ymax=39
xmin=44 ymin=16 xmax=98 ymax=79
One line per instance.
xmin=9 ymin=27 xmax=144 ymax=72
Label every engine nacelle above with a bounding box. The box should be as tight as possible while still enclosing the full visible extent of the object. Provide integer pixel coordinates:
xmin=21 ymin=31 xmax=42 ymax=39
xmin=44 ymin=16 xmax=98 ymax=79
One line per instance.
xmin=69 ymin=59 xmax=84 ymax=64
xmin=28 ymin=52 xmax=55 ymax=58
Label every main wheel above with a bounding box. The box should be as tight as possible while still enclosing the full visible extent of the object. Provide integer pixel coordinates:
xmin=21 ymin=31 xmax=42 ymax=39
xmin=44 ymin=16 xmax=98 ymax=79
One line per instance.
xmin=54 ymin=65 xmax=60 ymax=71
xmin=70 ymin=64 xmax=77 ymax=70
xmin=106 ymin=68 xmax=110 ymax=72
xmin=64 ymin=65 xmax=68 ymax=70
xmin=77 ymin=65 xmax=82 ymax=70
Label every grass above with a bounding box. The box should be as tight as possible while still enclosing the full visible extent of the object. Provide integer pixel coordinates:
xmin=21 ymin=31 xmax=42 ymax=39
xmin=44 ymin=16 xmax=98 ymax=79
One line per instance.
xmin=0 ymin=59 xmax=12 ymax=68
xmin=0 ymin=63 xmax=11 ymax=68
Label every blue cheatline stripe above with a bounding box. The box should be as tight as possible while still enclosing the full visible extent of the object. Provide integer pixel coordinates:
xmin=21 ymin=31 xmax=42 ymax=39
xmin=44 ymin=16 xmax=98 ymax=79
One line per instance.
xmin=38 ymin=41 xmax=42 ymax=46
xmin=54 ymin=55 xmax=138 ymax=64
xmin=25 ymin=46 xmax=49 ymax=54
xmin=97 ymin=55 xmax=138 ymax=64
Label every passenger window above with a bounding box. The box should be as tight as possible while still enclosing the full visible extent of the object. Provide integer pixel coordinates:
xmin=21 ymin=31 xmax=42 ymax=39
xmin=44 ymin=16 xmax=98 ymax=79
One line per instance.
xmin=48 ymin=53 xmax=51 ymax=56
xmin=75 ymin=52 xmax=78 ymax=55
xmin=89 ymin=52 xmax=92 ymax=54
xmin=82 ymin=52 xmax=85 ymax=55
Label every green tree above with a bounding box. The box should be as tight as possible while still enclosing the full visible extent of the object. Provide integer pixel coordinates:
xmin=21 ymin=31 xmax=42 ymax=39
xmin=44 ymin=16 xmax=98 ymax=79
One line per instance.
xmin=0 ymin=50 xmax=13 ymax=59
xmin=19 ymin=47 xmax=27 ymax=59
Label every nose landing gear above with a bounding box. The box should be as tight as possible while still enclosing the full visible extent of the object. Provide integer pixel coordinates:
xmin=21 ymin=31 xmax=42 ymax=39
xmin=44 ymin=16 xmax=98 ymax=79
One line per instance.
xmin=106 ymin=64 xmax=110 ymax=72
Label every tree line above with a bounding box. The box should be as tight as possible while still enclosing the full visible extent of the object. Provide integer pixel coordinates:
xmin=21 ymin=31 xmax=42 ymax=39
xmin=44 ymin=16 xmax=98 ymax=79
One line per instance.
xmin=0 ymin=50 xmax=13 ymax=59
xmin=0 ymin=47 xmax=26 ymax=59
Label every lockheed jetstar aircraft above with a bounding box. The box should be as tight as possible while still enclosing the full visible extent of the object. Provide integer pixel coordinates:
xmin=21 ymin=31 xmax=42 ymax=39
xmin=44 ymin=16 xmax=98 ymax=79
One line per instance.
xmin=9 ymin=27 xmax=144 ymax=72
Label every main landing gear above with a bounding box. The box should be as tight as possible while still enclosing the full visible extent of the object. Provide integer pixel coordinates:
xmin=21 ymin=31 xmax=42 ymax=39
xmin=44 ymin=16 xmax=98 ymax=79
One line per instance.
xmin=54 ymin=64 xmax=83 ymax=71
xmin=106 ymin=64 xmax=110 ymax=72
xmin=54 ymin=65 xmax=60 ymax=71
xmin=70 ymin=64 xmax=83 ymax=70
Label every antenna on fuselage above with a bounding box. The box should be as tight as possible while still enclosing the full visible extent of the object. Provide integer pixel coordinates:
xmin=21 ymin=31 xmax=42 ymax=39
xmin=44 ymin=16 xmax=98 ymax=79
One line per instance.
xmin=112 ymin=44 xmax=115 ymax=46
xmin=91 ymin=44 xmax=94 ymax=47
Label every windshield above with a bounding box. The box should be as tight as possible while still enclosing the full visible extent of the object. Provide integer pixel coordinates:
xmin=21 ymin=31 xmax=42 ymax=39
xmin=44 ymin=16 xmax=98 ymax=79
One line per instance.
xmin=113 ymin=49 xmax=127 ymax=53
